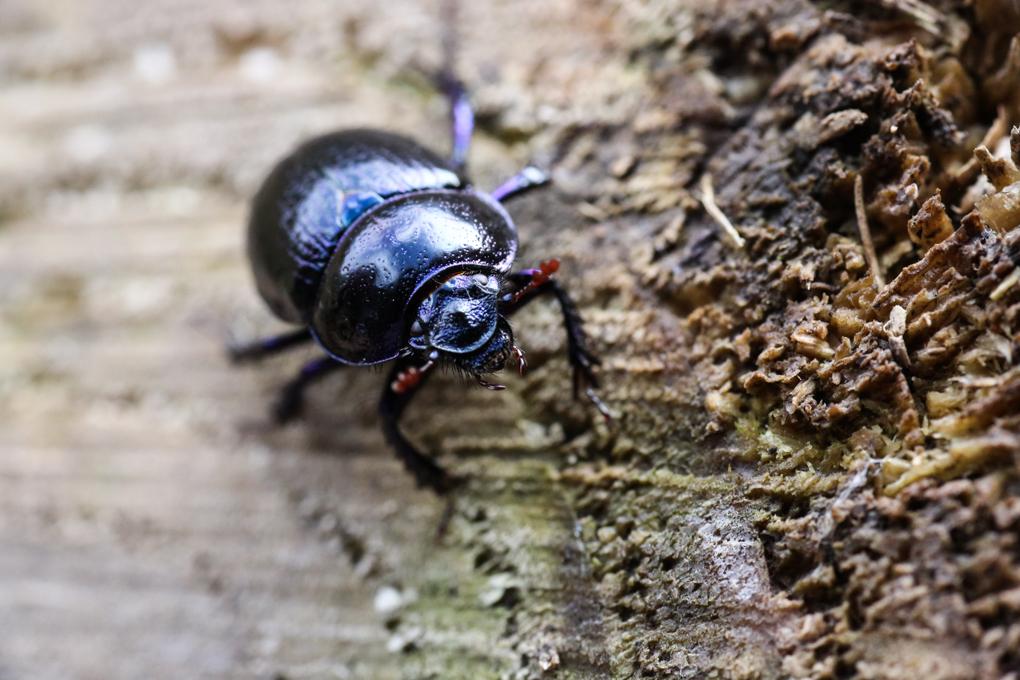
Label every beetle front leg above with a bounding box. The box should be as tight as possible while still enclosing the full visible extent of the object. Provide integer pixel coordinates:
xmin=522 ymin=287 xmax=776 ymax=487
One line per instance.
xmin=273 ymin=355 xmax=345 ymax=423
xmin=229 ymin=327 xmax=313 ymax=363
xmin=501 ymin=263 xmax=607 ymax=416
xmin=379 ymin=355 xmax=453 ymax=494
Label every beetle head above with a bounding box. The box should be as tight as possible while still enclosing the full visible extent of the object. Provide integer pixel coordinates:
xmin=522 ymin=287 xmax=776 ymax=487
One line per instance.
xmin=452 ymin=316 xmax=515 ymax=375
xmin=409 ymin=272 xmax=502 ymax=355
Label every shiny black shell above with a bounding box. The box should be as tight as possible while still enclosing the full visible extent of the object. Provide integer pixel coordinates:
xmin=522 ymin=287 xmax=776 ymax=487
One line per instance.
xmin=248 ymin=129 xmax=465 ymax=324
xmin=312 ymin=190 xmax=515 ymax=364
xmin=247 ymin=129 xmax=518 ymax=366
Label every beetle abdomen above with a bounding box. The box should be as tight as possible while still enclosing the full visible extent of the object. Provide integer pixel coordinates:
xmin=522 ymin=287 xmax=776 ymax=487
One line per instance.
xmin=311 ymin=190 xmax=517 ymax=365
xmin=247 ymin=130 xmax=466 ymax=323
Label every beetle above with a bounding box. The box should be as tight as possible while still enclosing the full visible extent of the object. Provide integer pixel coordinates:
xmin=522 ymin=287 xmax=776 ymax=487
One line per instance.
xmin=231 ymin=77 xmax=604 ymax=493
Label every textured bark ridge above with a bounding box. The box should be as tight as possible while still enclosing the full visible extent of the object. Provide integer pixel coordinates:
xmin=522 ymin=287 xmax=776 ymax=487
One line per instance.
xmin=2 ymin=0 xmax=1020 ymax=678
xmin=454 ymin=2 xmax=1020 ymax=677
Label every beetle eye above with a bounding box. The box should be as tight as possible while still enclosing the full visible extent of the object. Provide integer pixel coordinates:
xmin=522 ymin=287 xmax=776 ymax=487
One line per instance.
xmin=472 ymin=273 xmax=489 ymax=286
xmin=410 ymin=319 xmax=424 ymax=336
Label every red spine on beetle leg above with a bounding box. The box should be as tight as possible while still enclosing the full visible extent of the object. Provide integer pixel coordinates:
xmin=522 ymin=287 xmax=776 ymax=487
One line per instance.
xmin=391 ymin=355 xmax=437 ymax=394
xmin=509 ymin=259 xmax=560 ymax=304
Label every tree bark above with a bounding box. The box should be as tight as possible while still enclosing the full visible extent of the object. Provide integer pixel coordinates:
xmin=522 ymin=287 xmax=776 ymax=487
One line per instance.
xmin=1 ymin=0 xmax=1019 ymax=678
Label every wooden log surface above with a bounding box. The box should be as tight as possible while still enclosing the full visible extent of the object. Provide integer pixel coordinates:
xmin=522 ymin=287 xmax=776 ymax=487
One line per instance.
xmin=4 ymin=0 xmax=1020 ymax=678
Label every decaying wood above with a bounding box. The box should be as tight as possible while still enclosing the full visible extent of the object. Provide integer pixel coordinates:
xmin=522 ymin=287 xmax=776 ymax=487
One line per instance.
xmin=3 ymin=0 xmax=1020 ymax=678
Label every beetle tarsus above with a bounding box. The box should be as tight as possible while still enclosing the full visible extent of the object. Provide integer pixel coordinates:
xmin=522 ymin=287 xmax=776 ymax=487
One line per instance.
xmin=586 ymin=387 xmax=612 ymax=423
xmin=436 ymin=495 xmax=457 ymax=539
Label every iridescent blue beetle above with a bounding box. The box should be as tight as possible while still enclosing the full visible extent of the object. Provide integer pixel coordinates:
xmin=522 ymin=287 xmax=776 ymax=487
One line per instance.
xmin=232 ymin=78 xmax=603 ymax=493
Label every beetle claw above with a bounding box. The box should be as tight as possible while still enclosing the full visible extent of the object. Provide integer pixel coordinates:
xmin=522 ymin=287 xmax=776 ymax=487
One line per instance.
xmin=512 ymin=345 xmax=526 ymax=375
xmin=585 ymin=387 xmax=612 ymax=422
xmin=474 ymin=375 xmax=505 ymax=391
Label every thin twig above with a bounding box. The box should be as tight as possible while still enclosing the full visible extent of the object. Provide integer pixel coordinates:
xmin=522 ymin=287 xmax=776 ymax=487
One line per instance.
xmin=952 ymin=105 xmax=1010 ymax=190
xmin=699 ymin=174 xmax=745 ymax=248
xmin=854 ymin=174 xmax=886 ymax=289
xmin=990 ymin=267 xmax=1020 ymax=301
xmin=874 ymin=0 xmax=946 ymax=35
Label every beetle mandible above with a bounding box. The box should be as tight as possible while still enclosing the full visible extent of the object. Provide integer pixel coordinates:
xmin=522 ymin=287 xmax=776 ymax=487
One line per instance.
xmin=232 ymin=76 xmax=604 ymax=493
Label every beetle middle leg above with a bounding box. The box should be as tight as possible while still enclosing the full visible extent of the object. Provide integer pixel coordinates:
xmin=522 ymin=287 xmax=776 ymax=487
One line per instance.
xmin=491 ymin=167 xmax=550 ymax=203
xmin=228 ymin=327 xmax=313 ymax=363
xmin=379 ymin=356 xmax=453 ymax=494
xmin=272 ymin=355 xmax=345 ymax=424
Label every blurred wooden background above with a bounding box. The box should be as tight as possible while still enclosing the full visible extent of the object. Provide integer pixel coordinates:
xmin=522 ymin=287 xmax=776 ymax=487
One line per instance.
xmin=0 ymin=0 xmax=621 ymax=677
